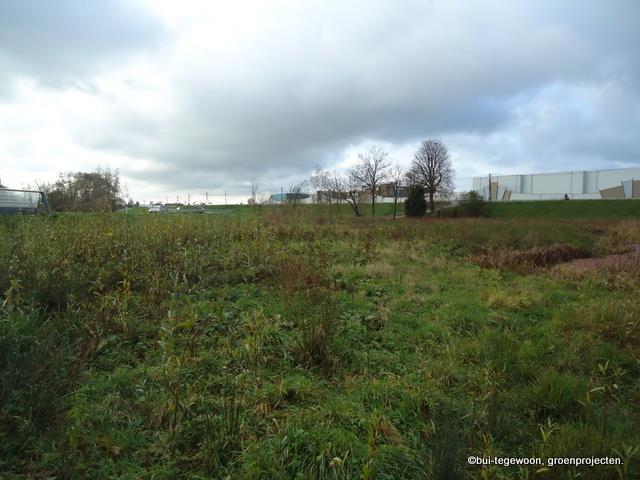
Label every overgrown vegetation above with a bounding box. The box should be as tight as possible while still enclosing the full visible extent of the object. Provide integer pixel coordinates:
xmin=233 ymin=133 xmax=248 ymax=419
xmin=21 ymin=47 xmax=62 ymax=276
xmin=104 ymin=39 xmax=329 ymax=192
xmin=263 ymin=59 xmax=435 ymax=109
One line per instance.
xmin=37 ymin=167 xmax=125 ymax=212
xmin=470 ymin=244 xmax=591 ymax=273
xmin=1 ymin=211 xmax=639 ymax=478
xmin=404 ymin=185 xmax=427 ymax=217
xmin=435 ymin=191 xmax=486 ymax=218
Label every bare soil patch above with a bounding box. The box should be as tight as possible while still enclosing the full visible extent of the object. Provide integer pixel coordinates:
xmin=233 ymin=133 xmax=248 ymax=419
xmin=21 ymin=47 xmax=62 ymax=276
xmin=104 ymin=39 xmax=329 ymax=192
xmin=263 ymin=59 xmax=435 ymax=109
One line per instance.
xmin=553 ymin=244 xmax=640 ymax=275
xmin=470 ymin=244 xmax=591 ymax=273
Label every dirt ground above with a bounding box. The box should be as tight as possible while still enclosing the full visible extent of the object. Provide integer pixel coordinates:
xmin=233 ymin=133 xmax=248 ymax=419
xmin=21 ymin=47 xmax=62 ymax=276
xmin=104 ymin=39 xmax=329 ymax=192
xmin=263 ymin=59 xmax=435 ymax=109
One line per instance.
xmin=554 ymin=244 xmax=640 ymax=274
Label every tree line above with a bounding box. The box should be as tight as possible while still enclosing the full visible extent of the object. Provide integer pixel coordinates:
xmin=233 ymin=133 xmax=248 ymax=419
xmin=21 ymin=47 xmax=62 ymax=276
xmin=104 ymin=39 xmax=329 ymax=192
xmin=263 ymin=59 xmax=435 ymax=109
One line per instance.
xmin=309 ymin=138 xmax=455 ymax=217
xmin=36 ymin=167 xmax=126 ymax=212
xmin=21 ymin=138 xmax=455 ymax=215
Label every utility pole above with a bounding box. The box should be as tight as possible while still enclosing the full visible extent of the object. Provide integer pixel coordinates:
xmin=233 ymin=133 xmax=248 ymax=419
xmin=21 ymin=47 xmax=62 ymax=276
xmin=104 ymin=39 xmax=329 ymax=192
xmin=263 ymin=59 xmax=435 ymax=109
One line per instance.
xmin=205 ymin=192 xmax=209 ymax=204
xmin=224 ymin=191 xmax=227 ymax=205
xmin=488 ymin=173 xmax=492 ymax=202
xmin=187 ymin=193 xmax=190 ymax=205
xmin=280 ymin=186 xmax=283 ymax=205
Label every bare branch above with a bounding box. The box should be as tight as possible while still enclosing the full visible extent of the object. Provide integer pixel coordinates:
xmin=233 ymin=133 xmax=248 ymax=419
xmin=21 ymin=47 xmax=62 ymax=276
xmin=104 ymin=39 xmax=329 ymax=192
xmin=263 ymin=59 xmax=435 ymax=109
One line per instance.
xmin=408 ymin=139 xmax=455 ymax=213
xmin=349 ymin=146 xmax=390 ymax=216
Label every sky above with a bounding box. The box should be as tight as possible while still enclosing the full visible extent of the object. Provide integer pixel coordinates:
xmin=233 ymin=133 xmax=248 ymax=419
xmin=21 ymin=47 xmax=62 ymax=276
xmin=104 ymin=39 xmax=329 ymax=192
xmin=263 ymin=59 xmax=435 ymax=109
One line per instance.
xmin=1 ymin=0 xmax=639 ymax=203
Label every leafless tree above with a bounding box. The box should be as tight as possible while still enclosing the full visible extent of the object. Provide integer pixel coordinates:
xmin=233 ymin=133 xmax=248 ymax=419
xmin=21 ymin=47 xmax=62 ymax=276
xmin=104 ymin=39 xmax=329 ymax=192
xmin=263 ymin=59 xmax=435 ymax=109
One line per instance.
xmin=349 ymin=146 xmax=390 ymax=217
xmin=310 ymin=167 xmax=366 ymax=216
xmin=408 ymin=139 xmax=455 ymax=213
xmin=249 ymin=179 xmax=259 ymax=205
xmin=338 ymin=172 xmax=362 ymax=217
xmin=310 ymin=167 xmax=334 ymax=205
xmin=287 ymin=180 xmax=308 ymax=205
xmin=389 ymin=164 xmax=405 ymax=219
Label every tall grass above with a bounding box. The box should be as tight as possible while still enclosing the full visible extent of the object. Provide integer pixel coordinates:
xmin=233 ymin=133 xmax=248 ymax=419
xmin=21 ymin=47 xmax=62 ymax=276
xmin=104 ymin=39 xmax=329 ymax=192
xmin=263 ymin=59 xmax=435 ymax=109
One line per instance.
xmin=1 ymin=211 xmax=638 ymax=478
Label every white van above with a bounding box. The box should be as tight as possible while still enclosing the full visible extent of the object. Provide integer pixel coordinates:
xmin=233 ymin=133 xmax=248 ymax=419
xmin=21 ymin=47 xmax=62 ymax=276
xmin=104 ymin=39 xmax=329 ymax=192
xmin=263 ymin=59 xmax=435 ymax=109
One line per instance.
xmin=148 ymin=204 xmax=168 ymax=213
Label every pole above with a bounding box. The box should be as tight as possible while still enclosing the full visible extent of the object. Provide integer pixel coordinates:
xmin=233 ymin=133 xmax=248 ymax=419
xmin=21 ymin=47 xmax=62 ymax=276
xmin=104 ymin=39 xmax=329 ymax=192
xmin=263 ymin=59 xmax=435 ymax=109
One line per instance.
xmin=224 ymin=191 xmax=227 ymax=205
xmin=488 ymin=173 xmax=492 ymax=202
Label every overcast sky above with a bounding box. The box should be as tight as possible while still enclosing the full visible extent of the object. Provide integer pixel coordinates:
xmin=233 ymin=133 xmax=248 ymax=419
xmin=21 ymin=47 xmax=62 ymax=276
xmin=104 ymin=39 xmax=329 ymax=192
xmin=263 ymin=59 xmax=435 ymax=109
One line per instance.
xmin=1 ymin=0 xmax=639 ymax=202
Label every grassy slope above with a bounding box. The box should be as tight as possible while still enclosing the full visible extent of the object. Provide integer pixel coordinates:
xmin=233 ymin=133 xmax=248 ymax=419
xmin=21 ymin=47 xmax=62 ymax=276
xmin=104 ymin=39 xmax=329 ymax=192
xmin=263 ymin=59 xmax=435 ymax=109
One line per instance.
xmin=131 ymin=199 xmax=640 ymax=220
xmin=485 ymin=199 xmax=640 ymax=219
xmin=1 ymin=213 xmax=639 ymax=479
xmin=123 ymin=202 xmax=402 ymax=218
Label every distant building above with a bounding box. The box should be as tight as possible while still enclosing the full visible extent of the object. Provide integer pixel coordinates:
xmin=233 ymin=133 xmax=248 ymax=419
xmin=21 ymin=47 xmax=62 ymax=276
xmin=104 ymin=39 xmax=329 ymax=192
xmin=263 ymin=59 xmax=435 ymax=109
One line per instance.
xmin=313 ymin=191 xmax=341 ymax=203
xmin=270 ymin=192 xmax=310 ymax=203
xmin=377 ymin=183 xmax=409 ymax=200
xmin=473 ymin=166 xmax=640 ymax=201
xmin=314 ymin=184 xmax=408 ymax=204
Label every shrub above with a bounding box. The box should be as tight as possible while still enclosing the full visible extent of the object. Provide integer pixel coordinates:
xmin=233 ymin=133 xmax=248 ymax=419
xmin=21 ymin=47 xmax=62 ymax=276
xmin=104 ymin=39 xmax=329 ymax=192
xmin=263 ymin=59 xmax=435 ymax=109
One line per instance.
xmin=458 ymin=191 xmax=486 ymax=217
xmin=435 ymin=191 xmax=485 ymax=218
xmin=404 ymin=186 xmax=427 ymax=217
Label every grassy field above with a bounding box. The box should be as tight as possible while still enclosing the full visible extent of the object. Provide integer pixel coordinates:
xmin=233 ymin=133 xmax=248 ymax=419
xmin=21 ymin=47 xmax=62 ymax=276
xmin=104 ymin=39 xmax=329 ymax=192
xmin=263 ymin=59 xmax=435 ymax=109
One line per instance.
xmin=129 ymin=199 xmax=640 ymax=220
xmin=484 ymin=199 xmax=640 ymax=219
xmin=127 ymin=202 xmax=405 ymax=218
xmin=1 ymin=208 xmax=639 ymax=479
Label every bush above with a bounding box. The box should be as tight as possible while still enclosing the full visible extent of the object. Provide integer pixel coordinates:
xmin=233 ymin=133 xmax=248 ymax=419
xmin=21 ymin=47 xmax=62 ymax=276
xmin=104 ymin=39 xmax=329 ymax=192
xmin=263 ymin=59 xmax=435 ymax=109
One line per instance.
xmin=459 ymin=191 xmax=486 ymax=217
xmin=405 ymin=186 xmax=427 ymax=217
xmin=435 ymin=191 xmax=485 ymax=218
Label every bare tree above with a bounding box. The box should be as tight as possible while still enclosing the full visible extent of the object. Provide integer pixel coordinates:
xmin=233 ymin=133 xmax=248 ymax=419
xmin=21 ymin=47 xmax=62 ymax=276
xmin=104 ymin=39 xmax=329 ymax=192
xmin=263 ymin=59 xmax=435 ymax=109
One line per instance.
xmin=338 ymin=172 xmax=362 ymax=217
xmin=408 ymin=139 xmax=455 ymax=213
xmin=249 ymin=179 xmax=259 ymax=205
xmin=349 ymin=146 xmax=390 ymax=217
xmin=310 ymin=167 xmax=334 ymax=205
xmin=310 ymin=167 xmax=366 ymax=216
xmin=389 ymin=164 xmax=405 ymax=219
xmin=287 ymin=180 xmax=308 ymax=205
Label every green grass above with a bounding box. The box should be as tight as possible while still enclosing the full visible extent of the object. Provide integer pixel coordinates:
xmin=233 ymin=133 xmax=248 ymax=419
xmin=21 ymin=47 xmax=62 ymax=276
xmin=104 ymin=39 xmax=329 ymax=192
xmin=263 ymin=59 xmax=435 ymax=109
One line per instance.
xmin=1 ymin=212 xmax=639 ymax=478
xmin=121 ymin=202 xmax=403 ymax=218
xmin=485 ymin=199 xmax=640 ymax=219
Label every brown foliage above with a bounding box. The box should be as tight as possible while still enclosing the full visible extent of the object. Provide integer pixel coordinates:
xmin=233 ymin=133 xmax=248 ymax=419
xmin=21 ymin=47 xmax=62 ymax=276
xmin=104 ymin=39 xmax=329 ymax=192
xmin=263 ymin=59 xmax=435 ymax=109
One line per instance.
xmin=470 ymin=244 xmax=591 ymax=273
xmin=552 ymin=244 xmax=640 ymax=289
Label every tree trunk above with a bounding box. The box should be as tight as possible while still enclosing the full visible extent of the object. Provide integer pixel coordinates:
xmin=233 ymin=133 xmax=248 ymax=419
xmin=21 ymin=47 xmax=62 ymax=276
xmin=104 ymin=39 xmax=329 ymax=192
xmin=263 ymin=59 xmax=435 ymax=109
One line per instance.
xmin=429 ymin=191 xmax=434 ymax=213
xmin=393 ymin=197 xmax=397 ymax=219
xmin=347 ymin=194 xmax=361 ymax=217
xmin=349 ymin=200 xmax=361 ymax=217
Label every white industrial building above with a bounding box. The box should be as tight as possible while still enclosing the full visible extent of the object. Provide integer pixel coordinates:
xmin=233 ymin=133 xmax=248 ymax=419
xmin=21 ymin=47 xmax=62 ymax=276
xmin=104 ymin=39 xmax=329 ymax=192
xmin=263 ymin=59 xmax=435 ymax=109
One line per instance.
xmin=473 ymin=166 xmax=640 ymax=201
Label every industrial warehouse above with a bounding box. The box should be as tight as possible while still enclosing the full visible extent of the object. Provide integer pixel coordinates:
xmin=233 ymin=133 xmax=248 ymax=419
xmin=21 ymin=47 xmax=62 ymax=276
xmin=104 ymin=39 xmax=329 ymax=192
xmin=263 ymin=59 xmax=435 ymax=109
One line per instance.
xmin=473 ymin=166 xmax=640 ymax=201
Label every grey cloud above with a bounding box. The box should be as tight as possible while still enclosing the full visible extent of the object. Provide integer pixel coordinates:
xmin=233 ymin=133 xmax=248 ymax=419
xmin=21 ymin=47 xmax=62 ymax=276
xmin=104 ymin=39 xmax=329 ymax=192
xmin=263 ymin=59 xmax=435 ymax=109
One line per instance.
xmin=4 ymin=0 xmax=639 ymax=196
xmin=0 ymin=0 xmax=166 ymax=91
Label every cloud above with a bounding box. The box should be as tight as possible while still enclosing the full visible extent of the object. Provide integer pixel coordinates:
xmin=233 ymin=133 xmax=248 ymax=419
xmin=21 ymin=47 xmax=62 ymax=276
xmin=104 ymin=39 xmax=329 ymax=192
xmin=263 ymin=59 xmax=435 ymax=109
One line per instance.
xmin=1 ymin=0 xmax=639 ymax=199
xmin=0 ymin=0 xmax=166 ymax=91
